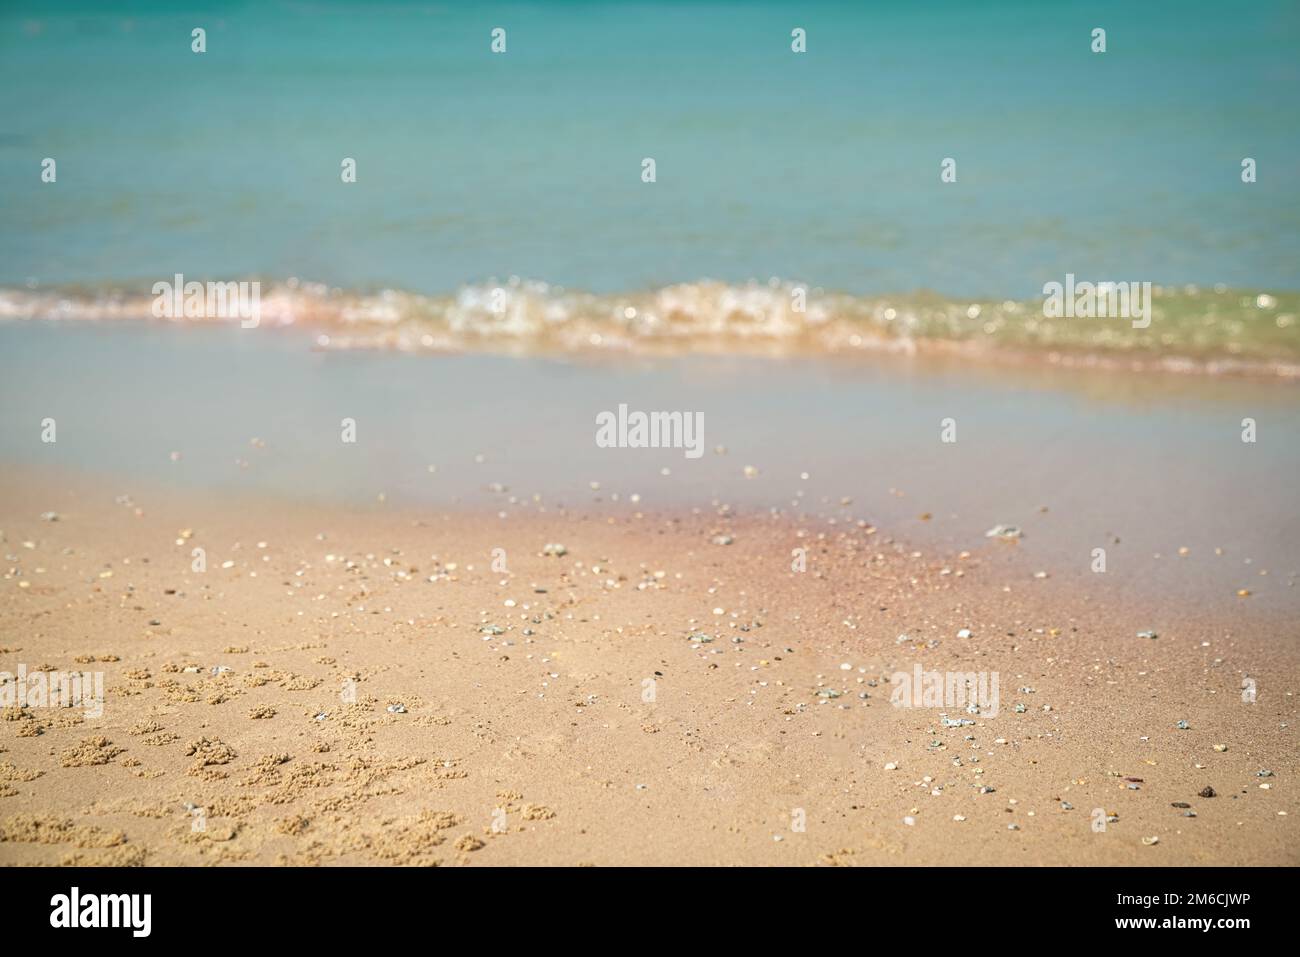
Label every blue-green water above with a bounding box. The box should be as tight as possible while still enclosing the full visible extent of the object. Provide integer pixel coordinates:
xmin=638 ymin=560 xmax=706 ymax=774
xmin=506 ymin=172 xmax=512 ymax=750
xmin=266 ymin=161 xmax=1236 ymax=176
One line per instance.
xmin=2 ymin=0 xmax=1298 ymax=297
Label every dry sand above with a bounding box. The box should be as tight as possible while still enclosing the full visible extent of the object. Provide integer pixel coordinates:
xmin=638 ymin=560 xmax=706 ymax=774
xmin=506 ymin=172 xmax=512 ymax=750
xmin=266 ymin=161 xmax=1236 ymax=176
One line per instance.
xmin=0 ymin=470 xmax=1295 ymax=866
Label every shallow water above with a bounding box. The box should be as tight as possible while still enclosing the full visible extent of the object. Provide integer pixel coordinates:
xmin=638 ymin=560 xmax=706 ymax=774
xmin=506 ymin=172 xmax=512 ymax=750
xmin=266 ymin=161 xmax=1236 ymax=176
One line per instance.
xmin=2 ymin=322 xmax=1297 ymax=612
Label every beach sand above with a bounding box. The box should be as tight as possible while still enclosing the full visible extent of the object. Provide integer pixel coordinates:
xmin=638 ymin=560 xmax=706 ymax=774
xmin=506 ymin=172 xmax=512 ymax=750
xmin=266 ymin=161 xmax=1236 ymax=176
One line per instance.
xmin=1 ymin=468 xmax=1294 ymax=866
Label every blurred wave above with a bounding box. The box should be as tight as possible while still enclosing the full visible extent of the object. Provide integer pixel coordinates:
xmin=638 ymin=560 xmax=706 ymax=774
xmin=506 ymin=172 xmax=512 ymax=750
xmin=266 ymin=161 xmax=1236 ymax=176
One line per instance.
xmin=3 ymin=278 xmax=1297 ymax=376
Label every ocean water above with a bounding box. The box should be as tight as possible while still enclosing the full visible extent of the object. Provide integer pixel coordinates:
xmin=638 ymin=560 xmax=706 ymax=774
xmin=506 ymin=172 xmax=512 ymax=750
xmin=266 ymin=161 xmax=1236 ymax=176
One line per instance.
xmin=2 ymin=0 xmax=1299 ymax=300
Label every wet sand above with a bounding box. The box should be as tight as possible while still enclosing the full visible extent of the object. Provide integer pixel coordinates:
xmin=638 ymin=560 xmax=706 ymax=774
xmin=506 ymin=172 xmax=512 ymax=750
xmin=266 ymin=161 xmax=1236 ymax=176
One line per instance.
xmin=1 ymin=470 xmax=1295 ymax=866
xmin=3 ymin=322 xmax=1299 ymax=608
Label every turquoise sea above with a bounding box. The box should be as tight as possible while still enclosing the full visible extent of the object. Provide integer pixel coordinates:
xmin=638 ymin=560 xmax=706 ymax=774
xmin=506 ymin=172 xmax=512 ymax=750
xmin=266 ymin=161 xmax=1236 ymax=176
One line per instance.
xmin=2 ymin=0 xmax=1298 ymax=299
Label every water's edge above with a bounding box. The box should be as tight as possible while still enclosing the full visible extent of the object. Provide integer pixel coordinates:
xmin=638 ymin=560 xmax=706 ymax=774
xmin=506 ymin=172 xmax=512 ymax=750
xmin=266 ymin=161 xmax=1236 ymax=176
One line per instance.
xmin=4 ymin=279 xmax=1298 ymax=377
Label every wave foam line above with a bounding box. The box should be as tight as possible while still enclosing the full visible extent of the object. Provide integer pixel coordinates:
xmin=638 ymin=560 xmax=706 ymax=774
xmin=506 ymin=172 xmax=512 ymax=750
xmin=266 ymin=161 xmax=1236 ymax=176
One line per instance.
xmin=2 ymin=278 xmax=1297 ymax=376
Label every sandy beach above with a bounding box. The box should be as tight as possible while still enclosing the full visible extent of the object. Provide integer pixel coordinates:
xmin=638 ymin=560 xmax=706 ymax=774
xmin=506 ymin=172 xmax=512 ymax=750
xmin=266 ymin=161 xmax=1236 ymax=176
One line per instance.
xmin=1 ymin=466 xmax=1294 ymax=866
xmin=2 ymin=0 xmax=1298 ymax=877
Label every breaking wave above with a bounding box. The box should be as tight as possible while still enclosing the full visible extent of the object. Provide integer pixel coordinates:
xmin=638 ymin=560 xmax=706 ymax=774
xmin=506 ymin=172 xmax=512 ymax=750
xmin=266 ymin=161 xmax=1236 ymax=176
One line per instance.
xmin=2 ymin=278 xmax=1297 ymax=377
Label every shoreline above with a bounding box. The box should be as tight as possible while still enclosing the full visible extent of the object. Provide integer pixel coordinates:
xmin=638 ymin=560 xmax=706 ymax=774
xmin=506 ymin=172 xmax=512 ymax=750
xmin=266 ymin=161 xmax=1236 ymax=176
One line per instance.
xmin=4 ymin=279 xmax=1299 ymax=379
xmin=4 ymin=319 xmax=1297 ymax=621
